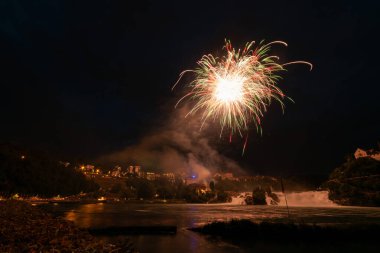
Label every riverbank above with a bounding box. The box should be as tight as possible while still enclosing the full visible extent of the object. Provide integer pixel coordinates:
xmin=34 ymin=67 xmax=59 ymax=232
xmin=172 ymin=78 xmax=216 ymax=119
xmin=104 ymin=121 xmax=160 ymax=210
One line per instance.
xmin=26 ymin=201 xmax=380 ymax=253
xmin=0 ymin=200 xmax=134 ymax=252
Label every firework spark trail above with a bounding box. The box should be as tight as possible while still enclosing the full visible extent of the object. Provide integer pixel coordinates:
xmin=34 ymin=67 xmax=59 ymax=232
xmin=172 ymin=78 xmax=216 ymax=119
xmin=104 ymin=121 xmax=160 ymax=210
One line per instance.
xmin=173 ymin=40 xmax=312 ymax=150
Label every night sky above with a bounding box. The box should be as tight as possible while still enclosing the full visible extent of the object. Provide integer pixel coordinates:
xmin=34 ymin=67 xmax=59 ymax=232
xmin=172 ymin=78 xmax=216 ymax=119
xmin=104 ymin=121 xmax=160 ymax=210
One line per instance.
xmin=1 ymin=0 xmax=379 ymax=176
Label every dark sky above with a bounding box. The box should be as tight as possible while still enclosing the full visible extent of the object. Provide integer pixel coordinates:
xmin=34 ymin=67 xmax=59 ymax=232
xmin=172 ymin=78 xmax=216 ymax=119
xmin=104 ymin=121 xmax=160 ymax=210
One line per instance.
xmin=1 ymin=0 xmax=379 ymax=176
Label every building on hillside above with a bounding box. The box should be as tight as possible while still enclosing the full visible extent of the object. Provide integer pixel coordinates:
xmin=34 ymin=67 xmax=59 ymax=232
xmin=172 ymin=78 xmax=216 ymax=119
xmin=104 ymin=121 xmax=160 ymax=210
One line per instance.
xmin=111 ymin=166 xmax=122 ymax=177
xmin=354 ymin=148 xmax=380 ymax=161
xmin=162 ymin=173 xmax=175 ymax=183
xmin=213 ymin=172 xmax=236 ymax=180
xmin=127 ymin=166 xmax=134 ymax=174
xmin=146 ymin=172 xmax=157 ymax=181
xmin=127 ymin=165 xmax=143 ymax=177
xmin=78 ymin=164 xmax=102 ymax=176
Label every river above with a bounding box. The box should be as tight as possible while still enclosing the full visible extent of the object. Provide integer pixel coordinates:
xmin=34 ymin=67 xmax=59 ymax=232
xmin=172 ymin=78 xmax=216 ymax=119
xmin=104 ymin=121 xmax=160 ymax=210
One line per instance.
xmin=42 ymin=191 xmax=380 ymax=253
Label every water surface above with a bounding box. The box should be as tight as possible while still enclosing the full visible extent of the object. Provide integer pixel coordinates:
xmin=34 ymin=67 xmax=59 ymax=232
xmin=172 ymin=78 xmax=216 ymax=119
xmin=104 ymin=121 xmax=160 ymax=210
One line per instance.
xmin=45 ymin=202 xmax=380 ymax=253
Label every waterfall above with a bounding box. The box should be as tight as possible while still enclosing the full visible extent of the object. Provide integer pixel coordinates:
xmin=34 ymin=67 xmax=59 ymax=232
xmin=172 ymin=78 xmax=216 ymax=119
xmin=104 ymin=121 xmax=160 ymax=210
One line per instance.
xmin=230 ymin=195 xmax=246 ymax=205
xmin=230 ymin=191 xmax=337 ymax=207
xmin=275 ymin=191 xmax=337 ymax=207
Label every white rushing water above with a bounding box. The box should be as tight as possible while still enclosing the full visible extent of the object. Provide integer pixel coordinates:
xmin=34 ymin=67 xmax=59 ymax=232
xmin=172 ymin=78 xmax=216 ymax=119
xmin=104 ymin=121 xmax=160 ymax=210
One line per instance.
xmin=275 ymin=191 xmax=337 ymax=207
xmin=231 ymin=191 xmax=337 ymax=207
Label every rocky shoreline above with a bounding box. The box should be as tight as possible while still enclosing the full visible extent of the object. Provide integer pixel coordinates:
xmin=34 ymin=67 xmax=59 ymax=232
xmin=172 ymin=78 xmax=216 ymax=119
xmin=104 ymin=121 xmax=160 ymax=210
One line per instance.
xmin=0 ymin=200 xmax=134 ymax=252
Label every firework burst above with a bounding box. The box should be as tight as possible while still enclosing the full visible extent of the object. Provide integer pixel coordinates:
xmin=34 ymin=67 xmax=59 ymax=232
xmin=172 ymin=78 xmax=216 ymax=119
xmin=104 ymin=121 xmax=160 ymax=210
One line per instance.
xmin=173 ymin=40 xmax=312 ymax=153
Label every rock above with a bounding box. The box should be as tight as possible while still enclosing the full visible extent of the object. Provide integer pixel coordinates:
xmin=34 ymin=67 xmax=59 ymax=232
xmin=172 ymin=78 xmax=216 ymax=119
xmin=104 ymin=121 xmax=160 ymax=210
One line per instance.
xmin=326 ymin=157 xmax=380 ymax=206
xmin=0 ymin=200 xmax=135 ymax=252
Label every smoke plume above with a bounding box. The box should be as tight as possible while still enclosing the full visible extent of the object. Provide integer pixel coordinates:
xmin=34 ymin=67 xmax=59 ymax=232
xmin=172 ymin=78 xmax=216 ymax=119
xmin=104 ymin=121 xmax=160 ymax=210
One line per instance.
xmin=97 ymin=107 xmax=244 ymax=181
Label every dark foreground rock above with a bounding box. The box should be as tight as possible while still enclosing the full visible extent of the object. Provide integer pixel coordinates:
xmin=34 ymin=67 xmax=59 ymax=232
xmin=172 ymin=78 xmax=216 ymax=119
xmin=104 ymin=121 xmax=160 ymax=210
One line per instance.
xmin=89 ymin=226 xmax=177 ymax=236
xmin=0 ymin=200 xmax=134 ymax=252
xmin=189 ymin=219 xmax=380 ymax=243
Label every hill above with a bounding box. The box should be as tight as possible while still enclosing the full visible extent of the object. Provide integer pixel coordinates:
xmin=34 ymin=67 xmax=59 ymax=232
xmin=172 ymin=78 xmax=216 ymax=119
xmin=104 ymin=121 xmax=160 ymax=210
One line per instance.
xmin=0 ymin=143 xmax=98 ymax=197
xmin=326 ymin=157 xmax=380 ymax=206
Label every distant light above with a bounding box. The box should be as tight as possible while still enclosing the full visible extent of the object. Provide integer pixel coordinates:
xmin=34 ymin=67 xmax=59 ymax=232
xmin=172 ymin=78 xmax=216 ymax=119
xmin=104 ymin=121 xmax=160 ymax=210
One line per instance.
xmin=191 ymin=175 xmax=196 ymax=179
xmin=21 ymin=155 xmax=25 ymax=160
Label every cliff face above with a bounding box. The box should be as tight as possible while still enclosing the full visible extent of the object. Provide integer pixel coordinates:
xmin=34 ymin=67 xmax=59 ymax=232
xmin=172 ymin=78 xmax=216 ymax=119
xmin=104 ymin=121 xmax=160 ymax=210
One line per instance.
xmin=326 ymin=157 xmax=380 ymax=207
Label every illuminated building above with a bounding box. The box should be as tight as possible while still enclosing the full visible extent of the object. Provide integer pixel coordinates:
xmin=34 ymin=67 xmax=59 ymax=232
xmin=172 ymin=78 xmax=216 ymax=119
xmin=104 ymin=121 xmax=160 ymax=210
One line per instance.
xmin=162 ymin=173 xmax=175 ymax=182
xmin=354 ymin=148 xmax=380 ymax=161
xmin=146 ymin=172 xmax=156 ymax=181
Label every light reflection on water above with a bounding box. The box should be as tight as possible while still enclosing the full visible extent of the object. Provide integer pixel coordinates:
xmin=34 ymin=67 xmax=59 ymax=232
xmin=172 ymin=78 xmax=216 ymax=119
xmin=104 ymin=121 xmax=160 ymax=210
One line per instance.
xmin=46 ymin=203 xmax=380 ymax=253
